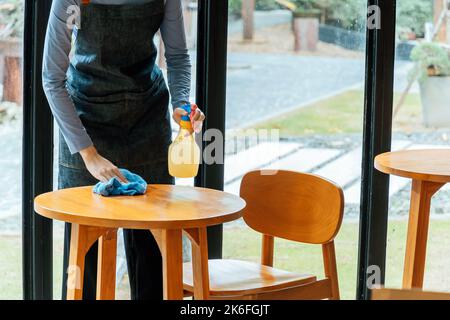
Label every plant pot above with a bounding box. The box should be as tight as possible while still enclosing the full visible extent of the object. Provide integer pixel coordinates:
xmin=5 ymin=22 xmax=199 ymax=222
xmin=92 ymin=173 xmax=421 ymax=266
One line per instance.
xmin=419 ymin=76 xmax=450 ymax=128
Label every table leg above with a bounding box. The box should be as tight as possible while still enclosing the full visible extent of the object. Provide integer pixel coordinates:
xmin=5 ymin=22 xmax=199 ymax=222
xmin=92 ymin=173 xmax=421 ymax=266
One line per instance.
xmin=67 ymin=224 xmax=117 ymax=300
xmin=96 ymin=229 xmax=118 ymax=300
xmin=185 ymin=227 xmax=210 ymax=300
xmin=403 ymin=180 xmax=444 ymax=289
xmin=67 ymin=224 xmax=87 ymax=300
xmin=151 ymin=229 xmax=184 ymax=300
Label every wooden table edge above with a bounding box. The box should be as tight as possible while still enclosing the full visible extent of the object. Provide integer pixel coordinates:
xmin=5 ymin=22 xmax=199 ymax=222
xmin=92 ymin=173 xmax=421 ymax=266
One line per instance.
xmin=374 ymin=155 xmax=450 ymax=184
xmin=34 ymin=197 xmax=245 ymax=230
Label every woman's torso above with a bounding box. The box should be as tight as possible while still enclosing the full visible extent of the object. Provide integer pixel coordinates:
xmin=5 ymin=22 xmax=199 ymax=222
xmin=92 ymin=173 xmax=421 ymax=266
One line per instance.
xmin=67 ymin=0 xmax=166 ymax=100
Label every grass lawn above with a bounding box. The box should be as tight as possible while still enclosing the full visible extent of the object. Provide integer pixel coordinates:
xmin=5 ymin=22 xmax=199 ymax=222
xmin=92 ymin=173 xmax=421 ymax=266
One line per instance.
xmin=253 ymin=90 xmax=422 ymax=136
xmin=0 ymin=234 xmax=64 ymax=299
xmin=0 ymin=235 xmax=22 ymax=299
xmin=3 ymin=217 xmax=450 ymax=299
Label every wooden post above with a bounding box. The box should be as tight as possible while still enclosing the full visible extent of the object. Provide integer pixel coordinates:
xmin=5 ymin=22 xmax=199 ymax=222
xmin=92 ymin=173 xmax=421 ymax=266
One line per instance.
xmin=1 ymin=38 xmax=22 ymax=104
xmin=434 ymin=0 xmax=448 ymax=43
xmin=2 ymin=56 xmax=22 ymax=104
xmin=293 ymin=17 xmax=319 ymax=52
xmin=242 ymin=0 xmax=254 ymax=41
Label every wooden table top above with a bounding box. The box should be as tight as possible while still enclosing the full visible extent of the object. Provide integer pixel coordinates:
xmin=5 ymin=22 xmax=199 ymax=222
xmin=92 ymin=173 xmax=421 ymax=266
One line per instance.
xmin=34 ymin=185 xmax=246 ymax=229
xmin=375 ymin=149 xmax=450 ymax=183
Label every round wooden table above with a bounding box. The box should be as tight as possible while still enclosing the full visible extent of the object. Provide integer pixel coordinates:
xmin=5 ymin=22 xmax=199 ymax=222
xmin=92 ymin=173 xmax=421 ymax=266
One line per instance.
xmin=375 ymin=149 xmax=450 ymax=289
xmin=34 ymin=184 xmax=246 ymax=300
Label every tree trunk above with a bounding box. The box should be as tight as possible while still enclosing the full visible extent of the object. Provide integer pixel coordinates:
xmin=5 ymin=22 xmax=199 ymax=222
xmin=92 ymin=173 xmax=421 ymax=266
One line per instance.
xmin=242 ymin=0 xmax=255 ymax=41
xmin=2 ymin=55 xmax=22 ymax=104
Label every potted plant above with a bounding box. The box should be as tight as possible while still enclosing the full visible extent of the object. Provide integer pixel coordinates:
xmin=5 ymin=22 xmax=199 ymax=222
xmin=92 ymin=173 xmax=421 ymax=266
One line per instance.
xmin=410 ymin=42 xmax=450 ymax=128
xmin=0 ymin=0 xmax=23 ymax=105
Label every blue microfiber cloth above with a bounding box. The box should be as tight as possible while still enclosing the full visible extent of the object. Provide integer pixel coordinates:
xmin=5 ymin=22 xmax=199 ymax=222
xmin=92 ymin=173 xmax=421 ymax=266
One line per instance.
xmin=93 ymin=169 xmax=147 ymax=196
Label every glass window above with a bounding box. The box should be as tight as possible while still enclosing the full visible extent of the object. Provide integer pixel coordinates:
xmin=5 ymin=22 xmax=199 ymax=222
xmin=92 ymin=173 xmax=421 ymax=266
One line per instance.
xmin=0 ymin=0 xmax=24 ymax=299
xmin=384 ymin=0 xmax=450 ymax=290
xmin=224 ymin=0 xmax=368 ymax=299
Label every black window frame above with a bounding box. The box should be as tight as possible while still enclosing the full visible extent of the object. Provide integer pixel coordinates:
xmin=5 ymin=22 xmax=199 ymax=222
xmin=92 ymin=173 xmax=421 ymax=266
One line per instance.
xmin=22 ymin=0 xmax=397 ymax=300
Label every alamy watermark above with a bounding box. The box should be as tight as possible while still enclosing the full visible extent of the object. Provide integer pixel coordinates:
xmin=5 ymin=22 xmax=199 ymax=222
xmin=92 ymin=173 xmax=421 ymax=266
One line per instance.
xmin=169 ymin=127 xmax=282 ymax=176
xmin=366 ymin=265 xmax=382 ymax=289
xmin=368 ymin=5 xmax=381 ymax=30
xmin=63 ymin=4 xmax=382 ymax=31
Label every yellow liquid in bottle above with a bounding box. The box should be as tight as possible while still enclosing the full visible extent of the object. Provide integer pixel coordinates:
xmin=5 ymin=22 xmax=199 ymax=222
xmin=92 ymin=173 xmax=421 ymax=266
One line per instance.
xmin=168 ymin=120 xmax=200 ymax=178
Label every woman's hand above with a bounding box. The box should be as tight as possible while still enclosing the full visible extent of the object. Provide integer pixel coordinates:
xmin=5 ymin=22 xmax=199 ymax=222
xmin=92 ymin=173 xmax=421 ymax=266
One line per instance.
xmin=79 ymin=146 xmax=128 ymax=183
xmin=173 ymin=104 xmax=205 ymax=133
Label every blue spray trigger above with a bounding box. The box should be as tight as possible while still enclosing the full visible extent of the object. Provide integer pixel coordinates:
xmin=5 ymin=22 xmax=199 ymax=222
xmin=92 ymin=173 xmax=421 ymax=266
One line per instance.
xmin=181 ymin=104 xmax=191 ymax=121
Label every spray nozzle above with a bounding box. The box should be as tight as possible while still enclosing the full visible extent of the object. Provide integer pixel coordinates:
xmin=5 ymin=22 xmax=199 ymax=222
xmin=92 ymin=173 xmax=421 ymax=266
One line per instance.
xmin=181 ymin=104 xmax=191 ymax=121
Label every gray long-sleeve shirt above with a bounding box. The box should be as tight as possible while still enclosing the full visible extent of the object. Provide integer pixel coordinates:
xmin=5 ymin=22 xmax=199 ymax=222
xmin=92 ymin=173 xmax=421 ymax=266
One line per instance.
xmin=42 ymin=0 xmax=191 ymax=154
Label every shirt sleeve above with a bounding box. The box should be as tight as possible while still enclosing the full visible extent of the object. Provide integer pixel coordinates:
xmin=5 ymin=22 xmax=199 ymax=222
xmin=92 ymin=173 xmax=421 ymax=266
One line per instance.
xmin=42 ymin=0 xmax=93 ymax=154
xmin=160 ymin=0 xmax=192 ymax=109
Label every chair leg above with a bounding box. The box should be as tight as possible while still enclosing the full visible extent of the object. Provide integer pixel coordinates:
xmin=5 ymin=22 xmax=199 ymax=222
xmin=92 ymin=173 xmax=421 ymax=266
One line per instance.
xmin=261 ymin=234 xmax=274 ymax=267
xmin=322 ymin=241 xmax=340 ymax=300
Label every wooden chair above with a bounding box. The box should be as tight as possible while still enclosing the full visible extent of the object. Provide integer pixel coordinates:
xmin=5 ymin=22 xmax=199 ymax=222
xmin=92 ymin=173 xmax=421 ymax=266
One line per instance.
xmin=183 ymin=170 xmax=344 ymax=300
xmin=371 ymin=288 xmax=450 ymax=300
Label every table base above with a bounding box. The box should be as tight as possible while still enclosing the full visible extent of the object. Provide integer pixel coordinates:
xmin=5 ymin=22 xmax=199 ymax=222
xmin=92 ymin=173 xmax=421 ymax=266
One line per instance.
xmin=67 ymin=224 xmax=211 ymax=300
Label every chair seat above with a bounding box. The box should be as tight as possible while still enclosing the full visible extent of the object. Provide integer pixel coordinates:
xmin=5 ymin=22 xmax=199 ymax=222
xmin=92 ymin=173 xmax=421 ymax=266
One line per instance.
xmin=183 ymin=259 xmax=317 ymax=296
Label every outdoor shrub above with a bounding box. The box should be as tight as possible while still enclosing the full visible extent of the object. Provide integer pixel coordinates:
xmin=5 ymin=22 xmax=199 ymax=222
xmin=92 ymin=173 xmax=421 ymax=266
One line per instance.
xmin=0 ymin=0 xmax=23 ymax=38
xmin=292 ymin=0 xmax=432 ymax=34
xmin=291 ymin=0 xmax=370 ymax=31
xmin=397 ymin=0 xmax=433 ymax=37
xmin=410 ymin=42 xmax=450 ymax=81
xmin=229 ymin=0 xmax=242 ymax=17
xmin=229 ymin=0 xmax=282 ymax=18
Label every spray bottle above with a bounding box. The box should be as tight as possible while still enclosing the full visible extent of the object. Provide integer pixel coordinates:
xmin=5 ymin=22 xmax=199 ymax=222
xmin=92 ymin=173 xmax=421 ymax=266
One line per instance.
xmin=168 ymin=104 xmax=200 ymax=178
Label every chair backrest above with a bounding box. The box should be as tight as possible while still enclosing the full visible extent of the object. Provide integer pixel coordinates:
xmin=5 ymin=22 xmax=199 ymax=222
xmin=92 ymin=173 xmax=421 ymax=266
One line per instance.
xmin=371 ymin=288 xmax=450 ymax=300
xmin=240 ymin=170 xmax=344 ymax=244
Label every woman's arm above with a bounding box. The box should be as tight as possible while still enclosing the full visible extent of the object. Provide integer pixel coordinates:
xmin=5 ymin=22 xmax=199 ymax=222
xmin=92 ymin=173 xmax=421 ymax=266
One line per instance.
xmin=42 ymin=0 xmax=93 ymax=154
xmin=42 ymin=0 xmax=126 ymax=183
xmin=160 ymin=0 xmax=204 ymax=131
xmin=160 ymin=0 xmax=192 ymax=109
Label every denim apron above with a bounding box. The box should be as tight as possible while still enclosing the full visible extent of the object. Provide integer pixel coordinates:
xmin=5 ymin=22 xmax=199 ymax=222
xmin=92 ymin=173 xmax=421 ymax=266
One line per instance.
xmin=59 ymin=0 xmax=174 ymax=300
